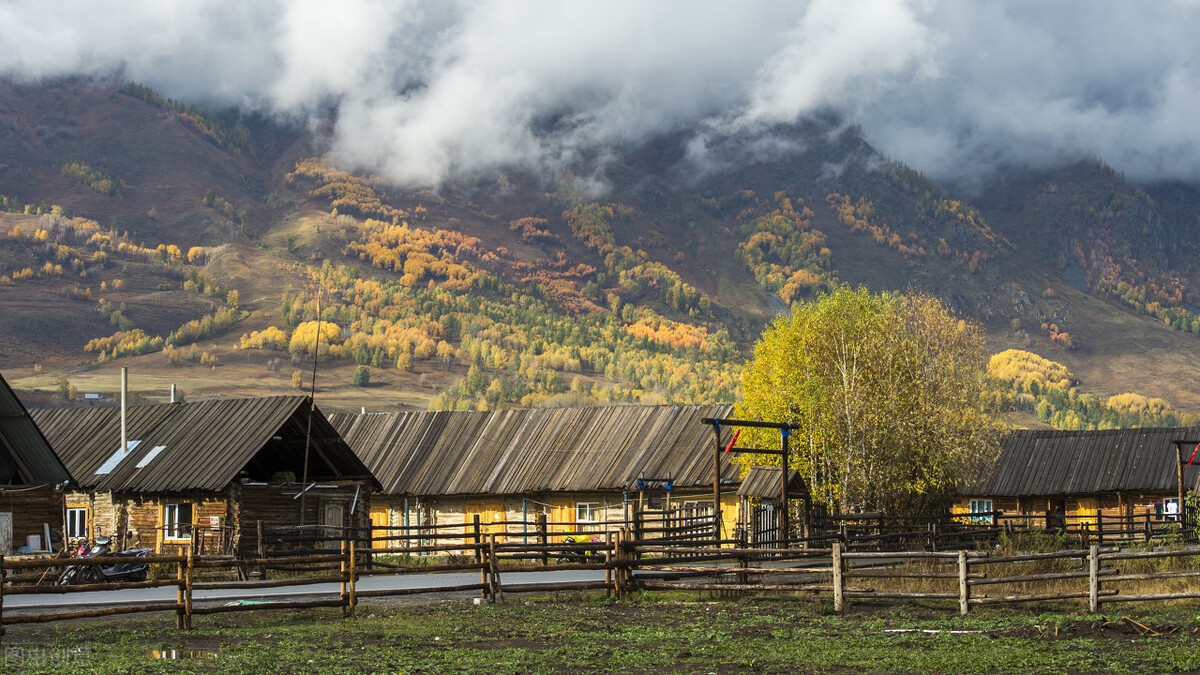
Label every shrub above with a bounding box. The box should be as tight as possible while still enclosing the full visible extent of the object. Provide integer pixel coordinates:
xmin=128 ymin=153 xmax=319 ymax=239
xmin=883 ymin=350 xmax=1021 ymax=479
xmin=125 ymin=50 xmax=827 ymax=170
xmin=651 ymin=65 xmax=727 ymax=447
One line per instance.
xmin=352 ymin=365 xmax=370 ymax=386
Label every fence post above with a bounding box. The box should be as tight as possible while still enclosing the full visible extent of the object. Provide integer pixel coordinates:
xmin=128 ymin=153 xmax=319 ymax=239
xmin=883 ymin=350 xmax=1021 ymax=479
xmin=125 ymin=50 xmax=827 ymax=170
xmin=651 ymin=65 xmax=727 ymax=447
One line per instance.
xmin=1 ymin=555 xmax=6 ymax=641
xmin=175 ymin=551 xmax=186 ymax=630
xmin=538 ymin=513 xmax=548 ymax=567
xmin=958 ymin=550 xmax=969 ymax=616
xmin=489 ymin=534 xmax=502 ymax=602
xmin=257 ymin=520 xmax=266 ymax=581
xmin=618 ymin=528 xmax=628 ymax=599
xmin=1088 ymin=543 xmax=1100 ymax=613
xmin=832 ymin=541 xmax=844 ymax=613
xmin=604 ymin=531 xmax=613 ymax=598
xmin=473 ymin=515 xmax=486 ymax=601
xmin=184 ymin=544 xmax=194 ymax=630
xmin=340 ymin=539 xmax=349 ymax=616
xmin=349 ymin=538 xmax=357 ymax=614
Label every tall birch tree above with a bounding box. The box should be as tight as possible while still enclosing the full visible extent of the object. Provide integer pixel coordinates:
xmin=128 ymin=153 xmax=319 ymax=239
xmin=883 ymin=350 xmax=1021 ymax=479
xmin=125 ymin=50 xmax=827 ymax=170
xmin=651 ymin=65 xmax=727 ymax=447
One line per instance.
xmin=737 ymin=287 xmax=1005 ymax=514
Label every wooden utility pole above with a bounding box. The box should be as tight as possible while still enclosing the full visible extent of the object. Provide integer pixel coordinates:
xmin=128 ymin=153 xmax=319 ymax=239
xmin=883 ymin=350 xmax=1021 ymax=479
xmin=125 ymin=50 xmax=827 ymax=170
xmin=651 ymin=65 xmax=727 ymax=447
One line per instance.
xmin=1170 ymin=439 xmax=1200 ymax=524
xmin=711 ymin=422 xmax=722 ymax=543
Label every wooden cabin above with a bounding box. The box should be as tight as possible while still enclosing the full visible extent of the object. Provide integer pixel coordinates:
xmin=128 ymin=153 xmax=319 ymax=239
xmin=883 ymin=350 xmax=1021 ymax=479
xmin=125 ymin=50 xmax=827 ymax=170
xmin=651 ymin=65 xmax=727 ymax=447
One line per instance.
xmin=329 ymin=405 xmax=745 ymax=547
xmin=957 ymin=427 xmax=1200 ymax=526
xmin=0 ymin=372 xmax=72 ymax=555
xmin=31 ymin=396 xmax=377 ymax=556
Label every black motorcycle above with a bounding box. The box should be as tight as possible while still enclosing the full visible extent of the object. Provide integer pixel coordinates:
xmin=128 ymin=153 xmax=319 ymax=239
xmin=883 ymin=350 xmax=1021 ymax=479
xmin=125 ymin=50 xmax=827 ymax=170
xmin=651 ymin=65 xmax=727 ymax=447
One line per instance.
xmin=56 ymin=534 xmax=151 ymax=585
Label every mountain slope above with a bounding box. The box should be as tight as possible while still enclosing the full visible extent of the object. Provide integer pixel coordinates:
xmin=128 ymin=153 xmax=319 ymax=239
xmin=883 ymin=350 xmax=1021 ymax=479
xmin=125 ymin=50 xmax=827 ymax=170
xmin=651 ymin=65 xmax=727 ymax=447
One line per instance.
xmin=2 ymin=79 xmax=1199 ymax=419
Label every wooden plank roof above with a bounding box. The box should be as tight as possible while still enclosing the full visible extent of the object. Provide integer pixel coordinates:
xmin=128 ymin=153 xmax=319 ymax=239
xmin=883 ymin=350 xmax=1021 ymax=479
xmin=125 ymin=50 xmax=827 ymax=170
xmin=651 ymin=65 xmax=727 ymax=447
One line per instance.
xmin=32 ymin=396 xmax=374 ymax=492
xmin=736 ymin=466 xmax=809 ymax=499
xmin=0 ymin=372 xmax=70 ymax=484
xmin=969 ymin=427 xmax=1200 ymax=497
xmin=328 ymin=404 xmax=738 ymax=496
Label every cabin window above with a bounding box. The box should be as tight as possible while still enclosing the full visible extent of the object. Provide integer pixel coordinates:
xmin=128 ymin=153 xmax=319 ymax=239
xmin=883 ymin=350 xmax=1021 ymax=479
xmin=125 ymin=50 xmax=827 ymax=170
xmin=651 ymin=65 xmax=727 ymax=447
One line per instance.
xmin=575 ymin=502 xmax=600 ymax=530
xmin=682 ymin=500 xmax=715 ymax=518
xmin=969 ymin=499 xmax=993 ymax=524
xmin=1162 ymin=498 xmax=1181 ymax=521
xmin=66 ymin=507 xmax=88 ymax=540
xmin=163 ymin=503 xmax=193 ymax=540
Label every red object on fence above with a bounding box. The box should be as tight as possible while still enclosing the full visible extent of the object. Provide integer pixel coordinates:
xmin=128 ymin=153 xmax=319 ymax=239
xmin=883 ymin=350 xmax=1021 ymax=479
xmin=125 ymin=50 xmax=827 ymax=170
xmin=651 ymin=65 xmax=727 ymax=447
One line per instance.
xmin=724 ymin=429 xmax=740 ymax=453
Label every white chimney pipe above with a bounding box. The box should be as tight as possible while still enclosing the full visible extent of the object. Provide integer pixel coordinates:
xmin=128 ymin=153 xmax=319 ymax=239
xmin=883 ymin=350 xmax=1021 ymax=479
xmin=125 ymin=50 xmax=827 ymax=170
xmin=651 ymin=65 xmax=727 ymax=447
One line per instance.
xmin=120 ymin=367 xmax=128 ymax=455
xmin=170 ymin=383 xmax=177 ymax=403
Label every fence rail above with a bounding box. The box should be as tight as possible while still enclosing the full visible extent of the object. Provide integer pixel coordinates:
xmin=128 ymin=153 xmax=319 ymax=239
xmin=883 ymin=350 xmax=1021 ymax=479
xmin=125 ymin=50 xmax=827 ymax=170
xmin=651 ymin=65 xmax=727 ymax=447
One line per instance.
xmin=3 ymin=512 xmax=1199 ymax=639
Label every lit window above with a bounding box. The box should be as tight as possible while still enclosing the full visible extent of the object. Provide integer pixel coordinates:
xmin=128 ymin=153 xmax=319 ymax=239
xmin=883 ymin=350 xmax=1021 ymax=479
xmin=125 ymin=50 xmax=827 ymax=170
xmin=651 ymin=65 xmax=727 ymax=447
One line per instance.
xmin=66 ymin=507 xmax=87 ymax=540
xmin=163 ymin=503 xmax=193 ymax=540
xmin=969 ymin=499 xmax=994 ymax=524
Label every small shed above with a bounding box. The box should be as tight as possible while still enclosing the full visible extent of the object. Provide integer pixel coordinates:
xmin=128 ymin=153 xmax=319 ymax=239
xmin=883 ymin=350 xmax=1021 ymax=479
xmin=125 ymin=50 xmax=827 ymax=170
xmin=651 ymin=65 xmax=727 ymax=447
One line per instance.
xmin=0 ymin=372 xmax=72 ymax=555
xmin=329 ymin=404 xmax=744 ymax=545
xmin=32 ymin=396 xmax=376 ymax=555
xmin=958 ymin=426 xmax=1200 ymax=525
xmin=736 ymin=465 xmax=810 ymax=543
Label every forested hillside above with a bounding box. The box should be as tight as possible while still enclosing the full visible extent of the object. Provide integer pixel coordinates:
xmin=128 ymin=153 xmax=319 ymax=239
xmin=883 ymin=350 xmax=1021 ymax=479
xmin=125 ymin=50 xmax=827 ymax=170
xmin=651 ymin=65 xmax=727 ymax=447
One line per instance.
xmin=3 ymin=79 xmax=1200 ymax=427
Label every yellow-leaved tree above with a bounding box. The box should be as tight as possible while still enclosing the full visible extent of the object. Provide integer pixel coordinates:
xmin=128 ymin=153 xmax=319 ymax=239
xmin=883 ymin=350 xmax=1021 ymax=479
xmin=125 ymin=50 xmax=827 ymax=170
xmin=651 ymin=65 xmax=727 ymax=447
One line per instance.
xmin=737 ymin=287 xmax=1006 ymax=515
xmin=288 ymin=321 xmax=343 ymax=358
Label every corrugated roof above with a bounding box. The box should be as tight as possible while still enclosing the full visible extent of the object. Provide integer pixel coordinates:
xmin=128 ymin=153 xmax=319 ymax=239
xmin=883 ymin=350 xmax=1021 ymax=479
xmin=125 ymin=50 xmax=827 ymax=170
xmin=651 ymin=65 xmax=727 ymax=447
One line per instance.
xmin=736 ymin=465 xmax=808 ymax=499
xmin=32 ymin=396 xmax=375 ymax=492
xmin=969 ymin=427 xmax=1200 ymax=497
xmin=329 ymin=404 xmax=738 ymax=496
xmin=0 ymin=372 xmax=71 ymax=484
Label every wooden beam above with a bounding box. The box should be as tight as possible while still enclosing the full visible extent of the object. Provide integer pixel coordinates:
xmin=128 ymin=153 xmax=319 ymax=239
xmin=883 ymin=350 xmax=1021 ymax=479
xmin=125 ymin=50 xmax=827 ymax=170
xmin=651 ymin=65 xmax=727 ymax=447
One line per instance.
xmin=702 ymin=417 xmax=800 ymax=430
xmin=711 ymin=423 xmax=721 ymax=544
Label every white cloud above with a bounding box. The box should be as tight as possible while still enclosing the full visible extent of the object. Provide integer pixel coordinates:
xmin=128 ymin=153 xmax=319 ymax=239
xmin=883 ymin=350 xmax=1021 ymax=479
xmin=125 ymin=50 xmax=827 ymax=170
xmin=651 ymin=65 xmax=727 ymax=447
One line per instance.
xmin=2 ymin=0 xmax=1199 ymax=186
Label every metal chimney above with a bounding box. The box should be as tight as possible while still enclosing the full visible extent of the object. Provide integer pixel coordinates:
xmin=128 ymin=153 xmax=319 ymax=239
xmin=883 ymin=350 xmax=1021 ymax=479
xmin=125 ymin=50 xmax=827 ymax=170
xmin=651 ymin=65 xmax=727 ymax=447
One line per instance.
xmin=120 ymin=367 xmax=128 ymax=455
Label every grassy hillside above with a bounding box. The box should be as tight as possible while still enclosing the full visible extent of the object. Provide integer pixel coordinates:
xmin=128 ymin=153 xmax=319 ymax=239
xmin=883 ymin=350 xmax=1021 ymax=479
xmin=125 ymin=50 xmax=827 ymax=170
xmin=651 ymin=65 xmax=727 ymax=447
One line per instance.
xmin=3 ymin=79 xmax=1200 ymax=424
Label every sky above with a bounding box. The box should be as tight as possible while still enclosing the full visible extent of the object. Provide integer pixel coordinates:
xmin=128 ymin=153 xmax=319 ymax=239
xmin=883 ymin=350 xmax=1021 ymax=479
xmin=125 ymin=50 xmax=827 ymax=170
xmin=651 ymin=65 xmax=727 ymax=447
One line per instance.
xmin=2 ymin=0 xmax=1198 ymax=189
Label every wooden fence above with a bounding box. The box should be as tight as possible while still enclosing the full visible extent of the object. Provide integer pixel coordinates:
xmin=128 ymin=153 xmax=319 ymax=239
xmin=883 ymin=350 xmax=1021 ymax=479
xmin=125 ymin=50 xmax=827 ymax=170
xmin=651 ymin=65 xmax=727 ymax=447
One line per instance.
xmin=0 ymin=541 xmax=356 ymax=635
xmin=2 ymin=514 xmax=1199 ymax=638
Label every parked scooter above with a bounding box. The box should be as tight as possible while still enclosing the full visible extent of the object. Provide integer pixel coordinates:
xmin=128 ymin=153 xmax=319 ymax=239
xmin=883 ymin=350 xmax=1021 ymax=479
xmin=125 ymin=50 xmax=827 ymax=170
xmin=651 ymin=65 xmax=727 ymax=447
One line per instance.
xmin=558 ymin=534 xmax=605 ymax=564
xmin=56 ymin=534 xmax=151 ymax=585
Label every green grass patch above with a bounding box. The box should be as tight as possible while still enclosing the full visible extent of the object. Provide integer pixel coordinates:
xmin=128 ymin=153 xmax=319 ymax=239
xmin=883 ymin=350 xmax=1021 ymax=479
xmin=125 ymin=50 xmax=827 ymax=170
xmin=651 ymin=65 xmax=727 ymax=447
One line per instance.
xmin=6 ymin=593 xmax=1200 ymax=673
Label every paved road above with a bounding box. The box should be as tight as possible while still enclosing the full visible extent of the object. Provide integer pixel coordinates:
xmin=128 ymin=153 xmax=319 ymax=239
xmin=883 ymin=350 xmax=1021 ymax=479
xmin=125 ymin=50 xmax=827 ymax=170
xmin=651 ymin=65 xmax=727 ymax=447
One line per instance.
xmin=3 ymin=569 xmax=609 ymax=615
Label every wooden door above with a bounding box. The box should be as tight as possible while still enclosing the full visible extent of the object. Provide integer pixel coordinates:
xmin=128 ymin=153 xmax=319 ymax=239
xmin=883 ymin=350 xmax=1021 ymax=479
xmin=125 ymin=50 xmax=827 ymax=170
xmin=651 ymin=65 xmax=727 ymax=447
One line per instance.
xmin=0 ymin=512 xmax=11 ymax=556
xmin=1076 ymin=498 xmax=1098 ymax=527
xmin=548 ymin=500 xmax=574 ymax=542
xmin=369 ymin=501 xmax=390 ymax=550
xmin=463 ymin=501 xmax=507 ymax=536
xmin=322 ymin=502 xmax=345 ymax=549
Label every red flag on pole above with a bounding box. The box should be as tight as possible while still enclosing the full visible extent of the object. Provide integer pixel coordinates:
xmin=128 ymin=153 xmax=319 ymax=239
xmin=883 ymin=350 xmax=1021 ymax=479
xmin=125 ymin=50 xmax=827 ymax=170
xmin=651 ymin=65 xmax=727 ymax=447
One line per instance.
xmin=724 ymin=429 xmax=741 ymax=453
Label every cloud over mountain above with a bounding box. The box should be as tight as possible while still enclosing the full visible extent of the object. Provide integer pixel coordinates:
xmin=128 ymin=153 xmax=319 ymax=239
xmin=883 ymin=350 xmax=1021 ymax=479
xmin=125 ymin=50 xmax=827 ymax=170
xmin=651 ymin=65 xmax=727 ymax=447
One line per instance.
xmin=3 ymin=0 xmax=1198 ymax=187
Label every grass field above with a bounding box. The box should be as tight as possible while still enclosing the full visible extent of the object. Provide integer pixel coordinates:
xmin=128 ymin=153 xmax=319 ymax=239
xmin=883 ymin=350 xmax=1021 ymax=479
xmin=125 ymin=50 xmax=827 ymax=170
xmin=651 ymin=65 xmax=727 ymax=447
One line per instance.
xmin=5 ymin=593 xmax=1200 ymax=674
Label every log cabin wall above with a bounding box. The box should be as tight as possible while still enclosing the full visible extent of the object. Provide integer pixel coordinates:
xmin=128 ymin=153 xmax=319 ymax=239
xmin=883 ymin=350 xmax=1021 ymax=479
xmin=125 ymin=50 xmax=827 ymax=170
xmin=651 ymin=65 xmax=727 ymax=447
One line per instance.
xmin=63 ymin=489 xmax=119 ymax=542
xmin=117 ymin=491 xmax=231 ymax=554
xmin=956 ymin=492 xmax=1182 ymax=524
xmin=0 ymin=485 xmax=63 ymax=553
xmin=234 ymin=482 xmax=369 ymax=557
xmin=367 ymin=488 xmax=745 ymax=550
